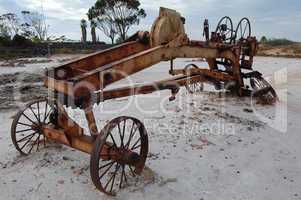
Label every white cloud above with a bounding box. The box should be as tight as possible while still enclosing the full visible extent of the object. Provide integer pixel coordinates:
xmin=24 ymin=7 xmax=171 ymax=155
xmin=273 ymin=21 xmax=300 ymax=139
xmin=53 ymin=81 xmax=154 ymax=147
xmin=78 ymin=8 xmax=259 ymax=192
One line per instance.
xmin=16 ymin=0 xmax=90 ymax=21
xmin=1 ymin=0 xmax=301 ymax=41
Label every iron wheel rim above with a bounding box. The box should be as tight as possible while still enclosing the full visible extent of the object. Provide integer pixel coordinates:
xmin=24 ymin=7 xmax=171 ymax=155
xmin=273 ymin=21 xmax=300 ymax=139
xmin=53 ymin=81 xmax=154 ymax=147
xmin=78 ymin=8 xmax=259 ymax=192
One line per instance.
xmin=11 ymin=98 xmax=56 ymax=156
xmin=90 ymin=116 xmax=148 ymax=196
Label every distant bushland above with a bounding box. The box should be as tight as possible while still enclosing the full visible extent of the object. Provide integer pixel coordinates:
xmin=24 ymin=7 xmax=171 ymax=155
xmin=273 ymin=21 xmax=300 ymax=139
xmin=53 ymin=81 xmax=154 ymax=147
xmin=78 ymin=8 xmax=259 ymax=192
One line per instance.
xmin=260 ymin=36 xmax=297 ymax=46
xmin=258 ymin=36 xmax=301 ymax=58
xmin=0 ymin=34 xmax=33 ymax=47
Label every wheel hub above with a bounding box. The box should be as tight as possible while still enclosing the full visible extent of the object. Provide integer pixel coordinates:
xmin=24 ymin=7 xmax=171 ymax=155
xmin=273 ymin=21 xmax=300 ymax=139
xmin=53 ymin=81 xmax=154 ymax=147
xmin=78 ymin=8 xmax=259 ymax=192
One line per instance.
xmin=31 ymin=123 xmax=45 ymax=135
xmin=116 ymin=148 xmax=140 ymax=166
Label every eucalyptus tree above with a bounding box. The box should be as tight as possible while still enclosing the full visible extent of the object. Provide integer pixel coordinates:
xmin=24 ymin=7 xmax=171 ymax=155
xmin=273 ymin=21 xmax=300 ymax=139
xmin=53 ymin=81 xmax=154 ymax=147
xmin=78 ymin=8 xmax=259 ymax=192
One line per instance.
xmin=88 ymin=0 xmax=146 ymax=43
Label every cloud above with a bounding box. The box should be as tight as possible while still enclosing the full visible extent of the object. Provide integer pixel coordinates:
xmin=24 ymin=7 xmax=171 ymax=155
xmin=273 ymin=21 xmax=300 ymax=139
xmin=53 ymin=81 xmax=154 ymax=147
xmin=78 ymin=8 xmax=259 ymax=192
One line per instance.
xmin=0 ymin=0 xmax=300 ymax=41
xmin=15 ymin=0 xmax=90 ymax=21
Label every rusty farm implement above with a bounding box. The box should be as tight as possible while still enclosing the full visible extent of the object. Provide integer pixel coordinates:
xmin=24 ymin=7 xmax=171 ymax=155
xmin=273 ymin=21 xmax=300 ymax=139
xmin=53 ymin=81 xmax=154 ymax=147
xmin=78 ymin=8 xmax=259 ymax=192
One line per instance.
xmin=11 ymin=7 xmax=277 ymax=196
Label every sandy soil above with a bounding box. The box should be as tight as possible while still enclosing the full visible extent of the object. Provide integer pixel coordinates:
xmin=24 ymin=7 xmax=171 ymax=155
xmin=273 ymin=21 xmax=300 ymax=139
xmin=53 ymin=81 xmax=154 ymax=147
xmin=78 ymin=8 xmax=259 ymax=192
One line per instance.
xmin=258 ymin=44 xmax=301 ymax=58
xmin=0 ymin=55 xmax=300 ymax=200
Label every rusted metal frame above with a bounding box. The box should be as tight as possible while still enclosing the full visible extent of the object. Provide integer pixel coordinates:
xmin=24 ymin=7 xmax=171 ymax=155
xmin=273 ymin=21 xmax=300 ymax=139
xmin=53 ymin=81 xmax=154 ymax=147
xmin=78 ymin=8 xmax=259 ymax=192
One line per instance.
xmin=44 ymin=77 xmax=74 ymax=96
xmin=56 ymin=101 xmax=84 ymax=137
xmin=45 ymin=42 xmax=242 ymax=99
xmin=84 ymin=108 xmax=99 ymax=137
xmin=68 ymin=45 xmax=237 ymax=97
xmin=45 ymin=46 xmax=165 ymax=97
xmin=43 ymin=125 xmax=138 ymax=166
xmin=189 ymin=40 xmax=235 ymax=49
xmin=70 ymin=45 xmax=165 ymax=93
xmin=48 ymin=41 xmax=150 ymax=80
xmin=96 ymin=74 xmax=206 ymax=102
xmin=171 ymin=45 xmax=244 ymax=94
xmin=56 ymin=92 xmax=100 ymax=138
xmin=189 ymin=42 xmax=244 ymax=93
xmin=171 ymin=68 xmax=235 ymax=82
xmin=52 ymin=74 xmax=206 ymax=109
xmin=45 ymin=75 xmax=207 ymax=145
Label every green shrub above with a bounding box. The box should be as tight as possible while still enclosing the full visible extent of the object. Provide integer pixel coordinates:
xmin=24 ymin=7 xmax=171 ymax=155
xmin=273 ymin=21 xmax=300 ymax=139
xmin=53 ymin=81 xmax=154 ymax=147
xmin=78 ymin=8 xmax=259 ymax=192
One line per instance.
xmin=12 ymin=34 xmax=32 ymax=46
xmin=260 ymin=36 xmax=268 ymax=44
xmin=0 ymin=35 xmax=12 ymax=46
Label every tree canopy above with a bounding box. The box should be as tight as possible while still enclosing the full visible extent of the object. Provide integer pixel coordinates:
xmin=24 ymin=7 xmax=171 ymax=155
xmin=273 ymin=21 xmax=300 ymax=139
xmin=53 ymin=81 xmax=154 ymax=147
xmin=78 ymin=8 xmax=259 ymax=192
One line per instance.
xmin=22 ymin=11 xmax=48 ymax=41
xmin=88 ymin=0 xmax=146 ymax=43
xmin=0 ymin=11 xmax=49 ymax=42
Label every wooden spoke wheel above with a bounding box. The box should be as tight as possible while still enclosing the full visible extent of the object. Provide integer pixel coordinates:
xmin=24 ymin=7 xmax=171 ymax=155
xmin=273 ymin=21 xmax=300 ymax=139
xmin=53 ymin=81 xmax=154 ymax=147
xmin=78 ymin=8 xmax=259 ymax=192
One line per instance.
xmin=11 ymin=98 xmax=57 ymax=156
xmin=215 ymin=16 xmax=234 ymax=44
xmin=184 ymin=64 xmax=204 ymax=94
xmin=90 ymin=116 xmax=148 ymax=196
xmin=250 ymin=77 xmax=278 ymax=104
xmin=235 ymin=18 xmax=251 ymax=43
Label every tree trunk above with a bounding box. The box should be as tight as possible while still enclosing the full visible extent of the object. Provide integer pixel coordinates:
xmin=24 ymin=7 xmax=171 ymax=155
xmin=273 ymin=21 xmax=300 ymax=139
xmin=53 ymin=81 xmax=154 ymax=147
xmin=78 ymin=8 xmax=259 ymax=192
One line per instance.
xmin=110 ymin=37 xmax=114 ymax=44
xmin=81 ymin=27 xmax=87 ymax=43
xmin=91 ymin=27 xmax=96 ymax=43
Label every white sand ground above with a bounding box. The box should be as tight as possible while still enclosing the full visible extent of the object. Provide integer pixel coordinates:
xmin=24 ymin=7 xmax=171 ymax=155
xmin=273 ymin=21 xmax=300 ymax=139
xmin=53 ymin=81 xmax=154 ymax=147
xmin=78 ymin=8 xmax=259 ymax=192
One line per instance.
xmin=0 ymin=56 xmax=300 ymax=200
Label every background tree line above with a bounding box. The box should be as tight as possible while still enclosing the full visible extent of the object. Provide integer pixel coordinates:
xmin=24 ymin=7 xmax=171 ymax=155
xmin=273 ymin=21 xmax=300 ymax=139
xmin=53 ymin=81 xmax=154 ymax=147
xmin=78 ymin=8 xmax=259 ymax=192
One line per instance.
xmin=0 ymin=11 xmax=48 ymax=45
xmin=0 ymin=11 xmax=70 ymax=46
xmin=1 ymin=0 xmax=147 ymax=47
xmin=260 ymin=36 xmax=296 ymax=46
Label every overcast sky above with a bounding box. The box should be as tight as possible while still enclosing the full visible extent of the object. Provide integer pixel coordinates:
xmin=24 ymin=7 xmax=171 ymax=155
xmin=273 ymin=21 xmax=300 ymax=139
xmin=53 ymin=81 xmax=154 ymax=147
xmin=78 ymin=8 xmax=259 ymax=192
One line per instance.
xmin=0 ymin=0 xmax=301 ymax=42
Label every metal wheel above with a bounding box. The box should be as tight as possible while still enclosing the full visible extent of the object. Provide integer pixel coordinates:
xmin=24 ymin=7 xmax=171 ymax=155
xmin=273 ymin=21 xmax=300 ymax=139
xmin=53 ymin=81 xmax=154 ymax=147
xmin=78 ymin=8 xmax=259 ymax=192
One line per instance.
xmin=11 ymin=98 xmax=57 ymax=156
xmin=215 ymin=16 xmax=234 ymax=44
xmin=235 ymin=18 xmax=251 ymax=43
xmin=184 ymin=64 xmax=204 ymax=94
xmin=250 ymin=77 xmax=278 ymax=104
xmin=90 ymin=116 xmax=148 ymax=196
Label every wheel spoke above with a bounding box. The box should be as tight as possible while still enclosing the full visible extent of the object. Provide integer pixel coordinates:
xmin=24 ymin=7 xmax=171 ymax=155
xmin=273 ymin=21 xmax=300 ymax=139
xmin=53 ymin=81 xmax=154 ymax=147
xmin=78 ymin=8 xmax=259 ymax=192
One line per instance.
xmin=17 ymin=122 xmax=32 ymax=128
xmin=132 ymin=144 xmax=141 ymax=151
xmin=22 ymin=112 xmax=37 ymax=126
xmin=28 ymin=134 xmax=40 ymax=154
xmin=109 ymin=166 xmax=117 ymax=193
xmin=43 ymin=101 xmax=48 ymax=123
xmin=36 ymin=134 xmax=41 ymax=152
xmin=91 ymin=116 xmax=148 ymax=194
xmin=123 ymin=165 xmax=128 ymax=184
xmin=43 ymin=135 xmax=46 ymax=147
xmin=125 ymin=122 xmax=138 ymax=148
xmin=109 ymin=133 xmax=118 ymax=148
xmin=17 ymin=131 xmax=37 ymax=143
xmin=104 ymin=163 xmax=119 ymax=190
xmin=99 ymin=161 xmax=115 ymax=170
xmin=99 ymin=161 xmax=115 ymax=179
xmin=16 ymin=128 xmax=34 ymax=134
xmin=117 ymin=123 xmax=122 ymax=147
xmin=44 ymin=107 xmax=54 ymax=123
xmin=119 ymin=165 xmax=125 ymax=189
xmin=20 ymin=133 xmax=36 ymax=150
xmin=12 ymin=100 xmax=54 ymax=155
xmin=243 ymin=23 xmax=248 ymax=38
xmin=131 ymin=138 xmax=141 ymax=150
xmin=28 ymin=106 xmax=40 ymax=123
xmin=121 ymin=120 xmax=126 ymax=147
xmin=37 ymin=101 xmax=41 ymax=123
xmin=128 ymin=166 xmax=136 ymax=177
